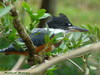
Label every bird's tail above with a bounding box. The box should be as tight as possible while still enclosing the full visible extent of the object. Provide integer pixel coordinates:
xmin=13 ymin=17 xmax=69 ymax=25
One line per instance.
xmin=0 ymin=43 xmax=55 ymax=56
xmin=0 ymin=49 xmax=28 ymax=56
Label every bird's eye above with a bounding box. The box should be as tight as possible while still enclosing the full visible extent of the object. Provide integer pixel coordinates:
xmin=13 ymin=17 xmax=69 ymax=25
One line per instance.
xmin=64 ymin=22 xmax=72 ymax=27
xmin=68 ymin=23 xmax=72 ymax=26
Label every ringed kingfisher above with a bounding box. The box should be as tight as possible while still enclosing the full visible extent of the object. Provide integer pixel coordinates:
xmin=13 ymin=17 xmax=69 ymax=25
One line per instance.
xmin=0 ymin=14 xmax=88 ymax=56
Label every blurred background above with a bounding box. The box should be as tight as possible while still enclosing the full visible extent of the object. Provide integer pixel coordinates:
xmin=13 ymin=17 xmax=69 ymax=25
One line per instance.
xmin=21 ymin=0 xmax=100 ymax=27
xmin=0 ymin=0 xmax=100 ymax=75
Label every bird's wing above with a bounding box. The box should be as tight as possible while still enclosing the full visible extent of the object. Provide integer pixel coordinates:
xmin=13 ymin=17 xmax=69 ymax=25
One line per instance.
xmin=0 ymin=28 xmax=56 ymax=55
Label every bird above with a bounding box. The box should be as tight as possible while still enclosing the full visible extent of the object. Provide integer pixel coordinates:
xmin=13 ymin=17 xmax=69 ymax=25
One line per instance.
xmin=0 ymin=14 xmax=88 ymax=56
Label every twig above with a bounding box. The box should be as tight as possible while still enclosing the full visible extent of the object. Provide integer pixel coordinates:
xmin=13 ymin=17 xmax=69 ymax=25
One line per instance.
xmin=82 ymin=55 xmax=90 ymax=75
xmin=67 ymin=58 xmax=84 ymax=72
xmin=57 ymin=55 xmax=84 ymax=72
xmin=11 ymin=56 xmax=26 ymax=71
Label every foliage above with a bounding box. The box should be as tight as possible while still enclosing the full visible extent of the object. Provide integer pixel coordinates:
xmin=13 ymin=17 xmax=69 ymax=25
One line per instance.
xmin=82 ymin=24 xmax=100 ymax=42
xmin=0 ymin=1 xmax=100 ymax=75
xmin=0 ymin=6 xmax=17 ymax=49
xmin=22 ymin=1 xmax=51 ymax=30
xmin=53 ymin=24 xmax=100 ymax=75
xmin=44 ymin=24 xmax=100 ymax=75
xmin=46 ymin=66 xmax=57 ymax=75
xmin=0 ymin=5 xmax=12 ymax=17
xmin=0 ymin=1 xmax=50 ymax=70
xmin=0 ymin=1 xmax=50 ymax=49
xmin=37 ymin=24 xmax=100 ymax=75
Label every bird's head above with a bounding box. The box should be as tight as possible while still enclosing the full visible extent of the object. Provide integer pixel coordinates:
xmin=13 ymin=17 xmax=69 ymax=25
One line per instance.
xmin=46 ymin=14 xmax=88 ymax=32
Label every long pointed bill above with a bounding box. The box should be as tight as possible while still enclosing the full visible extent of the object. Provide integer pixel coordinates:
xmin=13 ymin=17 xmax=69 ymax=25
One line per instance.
xmin=68 ymin=26 xmax=88 ymax=32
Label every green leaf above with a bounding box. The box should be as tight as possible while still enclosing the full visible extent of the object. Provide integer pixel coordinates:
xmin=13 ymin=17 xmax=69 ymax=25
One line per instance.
xmin=0 ymin=5 xmax=12 ymax=17
xmin=44 ymin=35 xmax=51 ymax=44
xmin=1 ymin=14 xmax=13 ymax=27
xmin=46 ymin=66 xmax=57 ymax=75
xmin=13 ymin=0 xmax=18 ymax=2
xmin=8 ymin=28 xmax=17 ymax=41
xmin=22 ymin=1 xmax=33 ymax=18
xmin=82 ymin=24 xmax=100 ymax=42
xmin=39 ymin=13 xmax=51 ymax=19
xmin=0 ymin=38 xmax=11 ymax=49
xmin=37 ymin=9 xmax=46 ymax=18
xmin=37 ymin=9 xmax=51 ymax=19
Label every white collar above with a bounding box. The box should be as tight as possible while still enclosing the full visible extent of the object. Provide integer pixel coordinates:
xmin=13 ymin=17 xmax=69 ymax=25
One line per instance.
xmin=31 ymin=28 xmax=70 ymax=34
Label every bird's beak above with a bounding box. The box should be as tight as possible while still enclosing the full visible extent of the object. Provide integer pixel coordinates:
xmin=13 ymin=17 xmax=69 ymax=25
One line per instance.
xmin=68 ymin=26 xmax=88 ymax=32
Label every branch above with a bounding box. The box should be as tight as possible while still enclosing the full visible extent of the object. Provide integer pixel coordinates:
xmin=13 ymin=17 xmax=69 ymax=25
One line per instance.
xmin=11 ymin=56 xmax=26 ymax=71
xmin=11 ymin=8 xmax=35 ymax=65
xmin=0 ymin=0 xmax=35 ymax=65
xmin=26 ymin=42 xmax=100 ymax=74
xmin=0 ymin=42 xmax=100 ymax=75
